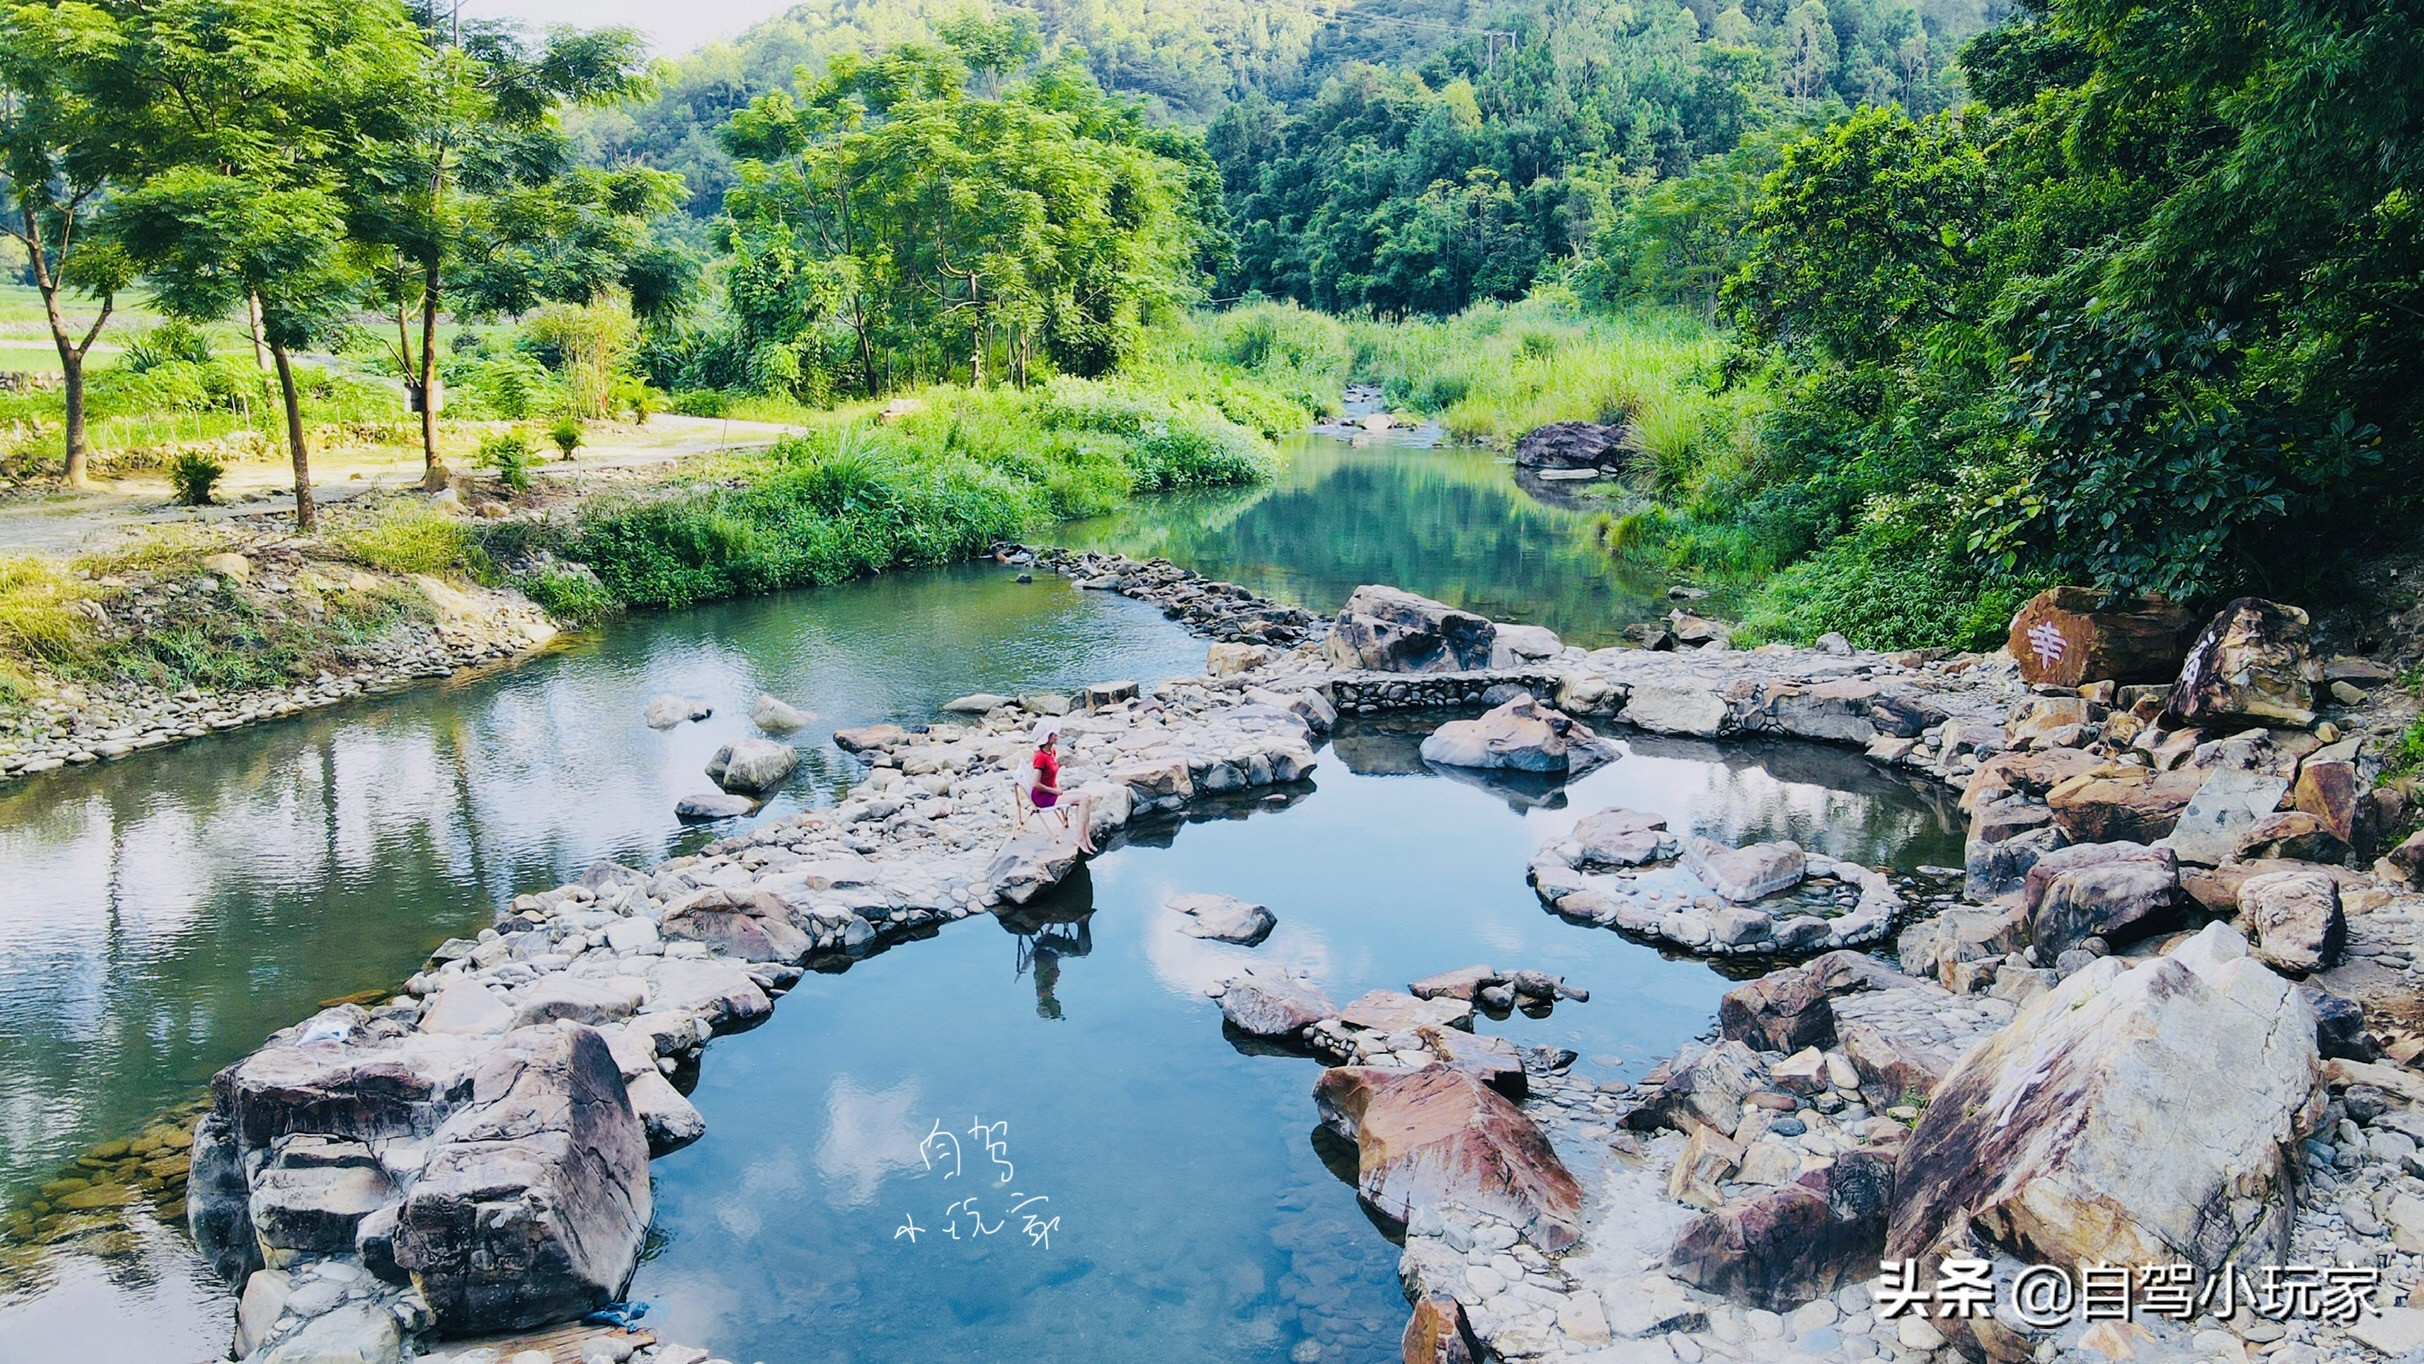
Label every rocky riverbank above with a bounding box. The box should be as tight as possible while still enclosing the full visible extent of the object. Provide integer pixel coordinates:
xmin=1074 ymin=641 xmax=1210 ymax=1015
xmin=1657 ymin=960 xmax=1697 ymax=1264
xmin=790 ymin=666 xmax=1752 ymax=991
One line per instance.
xmin=149 ymin=569 xmax=2424 ymax=1364
xmin=0 ymin=539 xmax=558 ymax=784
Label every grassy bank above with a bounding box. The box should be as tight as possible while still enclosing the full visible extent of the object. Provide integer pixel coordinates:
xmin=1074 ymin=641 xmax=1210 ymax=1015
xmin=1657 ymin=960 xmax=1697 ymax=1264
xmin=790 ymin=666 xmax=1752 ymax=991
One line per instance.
xmin=0 ymin=369 xmax=1293 ymax=705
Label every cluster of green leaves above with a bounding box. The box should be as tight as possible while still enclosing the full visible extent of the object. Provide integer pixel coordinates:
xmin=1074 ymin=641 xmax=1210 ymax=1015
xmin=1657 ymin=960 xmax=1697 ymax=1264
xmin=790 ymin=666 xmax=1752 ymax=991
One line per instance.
xmin=565 ymin=374 xmax=1278 ymax=607
xmin=1208 ymin=0 xmax=1996 ymax=316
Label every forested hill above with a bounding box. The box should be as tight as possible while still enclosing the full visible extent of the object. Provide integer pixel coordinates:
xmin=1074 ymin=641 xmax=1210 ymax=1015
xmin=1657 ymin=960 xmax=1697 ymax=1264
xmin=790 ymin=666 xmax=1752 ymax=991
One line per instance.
xmin=577 ymin=0 xmax=2011 ymax=276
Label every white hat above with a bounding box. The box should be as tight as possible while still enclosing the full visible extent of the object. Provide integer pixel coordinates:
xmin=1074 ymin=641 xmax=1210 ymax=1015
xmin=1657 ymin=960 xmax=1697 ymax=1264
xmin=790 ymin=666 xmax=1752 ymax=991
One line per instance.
xmin=1032 ymin=717 xmax=1062 ymax=744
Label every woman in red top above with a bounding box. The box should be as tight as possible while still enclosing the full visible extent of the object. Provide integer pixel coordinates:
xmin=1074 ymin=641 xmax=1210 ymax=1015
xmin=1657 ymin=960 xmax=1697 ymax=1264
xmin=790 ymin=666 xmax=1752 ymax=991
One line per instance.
xmin=1016 ymin=718 xmax=1096 ymax=854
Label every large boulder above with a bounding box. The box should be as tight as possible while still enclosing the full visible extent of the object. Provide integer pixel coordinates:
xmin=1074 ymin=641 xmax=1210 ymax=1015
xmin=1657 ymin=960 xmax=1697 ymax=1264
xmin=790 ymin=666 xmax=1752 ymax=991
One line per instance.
xmin=642 ymin=694 xmax=710 ymax=729
xmin=1211 ymin=968 xmax=1336 ymax=1039
xmin=2293 ymin=758 xmax=2372 ymax=859
xmin=1886 ymin=924 xmax=2323 ymax=1270
xmin=1314 ymin=1064 xmax=1585 ymax=1250
xmin=749 ymin=693 xmax=811 ymax=734
xmin=1512 ymin=420 xmax=1626 ymax=471
xmin=1670 ymin=1150 xmax=1897 ymax=1311
xmin=2022 ymin=841 xmax=2180 ymax=961
xmin=2169 ymin=598 xmax=2322 ymax=729
xmin=2162 ymin=769 xmax=2294 ymax=866
xmin=1897 ymin=902 xmax=2029 ymax=990
xmin=393 ymin=1025 xmax=652 ymax=1334
xmin=1418 ymin=693 xmax=1614 ymax=774
xmin=1403 ymin=1293 xmax=1484 ymax=1364
xmin=1619 ymin=682 xmax=1731 ymax=737
xmin=1571 ymin=807 xmax=1670 ymax=867
xmin=2006 ymin=588 xmax=2199 ymax=688
xmin=2239 ymin=871 xmax=2345 ymax=975
xmin=2045 ymin=765 xmax=2204 ymax=844
xmin=1324 ymin=585 xmax=1495 ymax=673
xmin=706 ymin=739 xmax=799 ymax=795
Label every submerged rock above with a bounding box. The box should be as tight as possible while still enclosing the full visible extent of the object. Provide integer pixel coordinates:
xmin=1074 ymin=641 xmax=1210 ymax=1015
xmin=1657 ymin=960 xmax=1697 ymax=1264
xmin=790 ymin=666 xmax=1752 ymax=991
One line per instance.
xmin=1323 ymin=584 xmax=1495 ymax=673
xmin=674 ymin=791 xmax=756 ymax=821
xmin=706 ymin=739 xmax=798 ymax=795
xmin=1166 ymin=892 xmax=1277 ymax=945
xmin=749 ymin=693 xmax=811 ymax=734
xmin=1314 ymin=1064 xmax=1585 ymax=1250
xmin=1886 ymin=924 xmax=2322 ymax=1271
xmin=642 ymin=694 xmax=711 ymax=729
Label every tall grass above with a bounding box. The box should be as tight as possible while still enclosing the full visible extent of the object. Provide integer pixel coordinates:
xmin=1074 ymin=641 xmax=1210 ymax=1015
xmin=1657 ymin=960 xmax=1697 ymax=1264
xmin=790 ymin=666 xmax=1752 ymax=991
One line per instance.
xmin=568 ymin=375 xmax=1283 ymax=609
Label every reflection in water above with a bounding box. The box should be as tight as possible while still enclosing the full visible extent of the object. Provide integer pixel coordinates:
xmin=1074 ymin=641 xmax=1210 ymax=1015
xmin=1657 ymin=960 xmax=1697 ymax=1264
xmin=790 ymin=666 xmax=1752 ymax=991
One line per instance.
xmin=1001 ymin=887 xmax=1096 ymax=1022
xmin=0 ymin=564 xmax=1207 ymax=1357
xmin=1065 ymin=435 xmax=1684 ymax=646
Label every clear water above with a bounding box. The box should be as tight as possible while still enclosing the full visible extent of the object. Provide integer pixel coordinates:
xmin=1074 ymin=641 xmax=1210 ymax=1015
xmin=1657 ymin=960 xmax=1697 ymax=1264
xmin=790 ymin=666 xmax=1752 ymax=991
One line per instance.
xmin=1063 ymin=432 xmax=1686 ymax=648
xmin=0 ymin=440 xmax=1958 ymax=1362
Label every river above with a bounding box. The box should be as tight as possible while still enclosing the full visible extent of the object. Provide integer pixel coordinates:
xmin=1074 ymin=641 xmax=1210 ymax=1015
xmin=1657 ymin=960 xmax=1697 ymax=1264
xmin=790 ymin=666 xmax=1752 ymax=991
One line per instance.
xmin=0 ymin=432 xmax=1956 ymax=1361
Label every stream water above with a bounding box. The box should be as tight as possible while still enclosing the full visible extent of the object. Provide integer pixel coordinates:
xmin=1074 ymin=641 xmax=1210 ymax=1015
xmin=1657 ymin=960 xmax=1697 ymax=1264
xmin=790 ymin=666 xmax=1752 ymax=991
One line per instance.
xmin=0 ymin=435 xmax=1958 ymax=1362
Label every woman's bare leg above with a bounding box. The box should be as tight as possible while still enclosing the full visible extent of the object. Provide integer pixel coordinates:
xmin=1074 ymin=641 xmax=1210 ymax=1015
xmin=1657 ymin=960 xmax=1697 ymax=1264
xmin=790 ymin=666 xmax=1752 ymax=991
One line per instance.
xmin=1072 ymin=792 xmax=1097 ymax=854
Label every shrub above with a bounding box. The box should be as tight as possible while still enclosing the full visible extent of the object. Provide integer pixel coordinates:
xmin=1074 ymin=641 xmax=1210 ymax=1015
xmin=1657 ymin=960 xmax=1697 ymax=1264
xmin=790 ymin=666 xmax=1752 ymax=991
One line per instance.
xmin=670 ymin=389 xmax=731 ymax=418
xmin=482 ymin=432 xmax=535 ymax=492
xmin=168 ymin=451 xmax=224 ymax=506
xmin=124 ymin=319 xmax=215 ymax=373
xmin=549 ymin=416 xmax=583 ymax=461
xmin=512 ymin=561 xmax=615 ymax=625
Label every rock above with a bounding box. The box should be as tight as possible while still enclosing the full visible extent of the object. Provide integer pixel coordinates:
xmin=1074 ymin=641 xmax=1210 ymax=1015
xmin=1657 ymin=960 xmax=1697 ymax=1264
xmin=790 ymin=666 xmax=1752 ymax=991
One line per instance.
xmin=2234 ymin=810 xmax=2348 ymax=863
xmin=1080 ymin=679 xmax=1139 ymax=710
xmin=830 ymin=723 xmax=907 ymax=753
xmin=2045 ymin=765 xmax=2204 ymax=843
xmin=1323 ymin=585 xmax=1495 ymax=673
xmin=418 ymin=983 xmax=516 ymax=1036
xmin=1571 ymin=808 xmax=1669 ymax=867
xmin=201 ymin=551 xmax=253 ymax=584
xmin=2160 ymin=769 xmax=2293 ymax=865
xmin=235 ymin=1268 xmax=293 ymax=1356
xmin=1814 ymin=631 xmax=1853 ymax=656
xmin=2169 ymin=598 xmax=2322 ymax=729
xmin=2300 ymin=985 xmax=2378 ymax=1062
xmin=1717 ymin=952 xmax=1912 ymax=1055
xmin=646 ymin=959 xmax=772 ymax=1030
xmin=1418 ymin=693 xmax=1614 ymax=773
xmin=660 ymin=888 xmax=810 ymax=962
xmin=705 ymin=739 xmax=798 ymax=795
xmin=1964 ymin=825 xmax=2064 ymax=901
xmin=1166 ymin=892 xmax=1276 ymax=946
xmin=2006 ymin=588 xmax=2198 ymax=688
xmin=394 ymin=1025 xmax=652 ymax=1334
xmin=2350 ymin=1309 xmax=2424 ymax=1358
xmin=250 ymin=1157 xmax=393 ymax=1255
xmin=2239 ymin=871 xmax=2344 ymax=975
xmin=1885 ymin=924 xmax=2322 ymax=1271
xmin=2022 ymin=842 xmax=2180 ymax=961
xmin=1897 ymin=903 xmax=2029 ymax=991
xmin=674 ymin=791 xmax=755 ymax=821
xmin=1403 ymin=1293 xmax=1484 ymax=1364
xmin=624 ymin=1068 xmax=706 ymax=1155
xmin=1512 ymin=420 xmax=1626 ymax=470
xmin=1490 ymin=623 xmax=1564 ymax=669
xmin=1620 ymin=683 xmax=1731 ymax=737
xmin=643 ymin=695 xmax=711 ymax=729
xmin=1670 ymin=1150 xmax=1897 ymax=1311
xmin=1205 ymin=642 xmax=1275 ymax=677
xmin=1626 ymin=1040 xmax=1768 ymax=1137
xmin=943 ymin=692 xmax=1012 ymax=714
xmin=1408 ymin=965 xmax=1500 ymax=1002
xmin=1339 ymin=989 xmax=1474 ymax=1034
xmin=1680 ymin=837 xmax=1807 ymax=902
xmin=1419 ymin=1025 xmax=1527 ymax=1098
xmin=2382 ymin=828 xmax=2424 ymax=887
xmin=254 ymin=1300 xmax=402 ymax=1364
xmin=512 ymin=976 xmax=645 ymax=1029
xmin=981 ymin=835 xmax=1082 ymax=905
xmin=749 ymin=694 xmax=810 ymax=733
xmin=1314 ymin=1064 xmax=1585 ymax=1250
xmin=2292 ymin=758 xmax=2369 ymax=856
xmin=1212 ymin=969 xmax=1336 ymax=1038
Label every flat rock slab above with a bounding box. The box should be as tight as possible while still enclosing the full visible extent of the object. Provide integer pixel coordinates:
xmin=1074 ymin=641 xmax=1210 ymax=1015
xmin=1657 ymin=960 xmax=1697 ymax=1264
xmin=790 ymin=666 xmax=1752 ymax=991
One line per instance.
xmin=1314 ymin=1064 xmax=1585 ymax=1250
xmin=1681 ymin=837 xmax=1807 ymax=903
xmin=1167 ymin=892 xmax=1277 ymax=945
xmin=1409 ymin=965 xmax=1501 ymax=1002
xmin=1340 ymin=989 xmax=1475 ymax=1034
xmin=1213 ymin=968 xmax=1336 ymax=1038
xmin=674 ymin=792 xmax=756 ymax=821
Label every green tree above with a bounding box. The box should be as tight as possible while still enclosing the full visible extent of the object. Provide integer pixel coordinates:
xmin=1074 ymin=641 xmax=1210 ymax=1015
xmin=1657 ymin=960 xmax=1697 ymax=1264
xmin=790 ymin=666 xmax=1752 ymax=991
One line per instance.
xmin=0 ymin=0 xmax=132 ymax=485
xmin=98 ymin=0 xmax=420 ymax=531
xmin=354 ymin=10 xmax=675 ymax=484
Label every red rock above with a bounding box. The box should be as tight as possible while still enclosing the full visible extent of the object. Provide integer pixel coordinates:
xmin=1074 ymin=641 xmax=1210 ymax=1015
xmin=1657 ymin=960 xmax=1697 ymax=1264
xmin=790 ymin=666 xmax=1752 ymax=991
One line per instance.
xmin=2006 ymin=588 xmax=2199 ymax=688
xmin=1670 ymin=1150 xmax=1897 ymax=1311
xmin=1314 ymin=1065 xmax=1585 ymax=1250
xmin=2293 ymin=759 xmax=2370 ymax=856
xmin=2045 ymin=766 xmax=2204 ymax=843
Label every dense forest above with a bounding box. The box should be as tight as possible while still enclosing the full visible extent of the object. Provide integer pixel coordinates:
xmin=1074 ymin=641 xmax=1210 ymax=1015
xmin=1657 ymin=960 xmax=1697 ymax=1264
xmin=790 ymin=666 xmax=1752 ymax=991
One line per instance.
xmin=3 ymin=0 xmax=2417 ymax=653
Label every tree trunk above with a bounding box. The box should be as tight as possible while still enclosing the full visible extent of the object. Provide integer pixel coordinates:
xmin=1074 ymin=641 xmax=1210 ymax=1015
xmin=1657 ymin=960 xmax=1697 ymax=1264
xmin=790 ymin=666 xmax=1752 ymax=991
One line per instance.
xmin=247 ymin=293 xmax=273 ymax=372
xmin=58 ymin=345 xmax=88 ymax=488
xmin=418 ymin=264 xmax=444 ymax=486
xmin=271 ymin=343 xmax=315 ymax=532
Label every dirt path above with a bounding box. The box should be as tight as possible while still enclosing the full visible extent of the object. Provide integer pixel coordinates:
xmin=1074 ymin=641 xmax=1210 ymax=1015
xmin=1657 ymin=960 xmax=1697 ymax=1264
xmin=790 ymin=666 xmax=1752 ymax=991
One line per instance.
xmin=0 ymin=414 xmax=804 ymax=557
